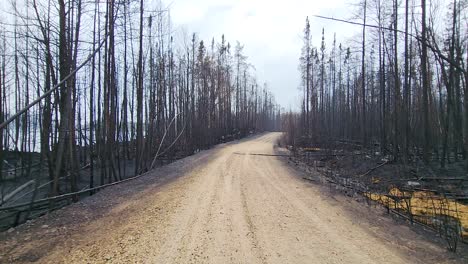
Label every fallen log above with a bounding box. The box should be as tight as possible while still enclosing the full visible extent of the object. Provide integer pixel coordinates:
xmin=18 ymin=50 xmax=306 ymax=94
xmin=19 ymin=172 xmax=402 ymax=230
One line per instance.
xmin=0 ymin=180 xmax=35 ymax=205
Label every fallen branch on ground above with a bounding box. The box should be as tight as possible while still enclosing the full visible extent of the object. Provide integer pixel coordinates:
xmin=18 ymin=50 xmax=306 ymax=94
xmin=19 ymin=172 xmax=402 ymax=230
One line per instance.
xmin=359 ymin=161 xmax=389 ymax=178
xmin=1 ymin=180 xmax=35 ymax=205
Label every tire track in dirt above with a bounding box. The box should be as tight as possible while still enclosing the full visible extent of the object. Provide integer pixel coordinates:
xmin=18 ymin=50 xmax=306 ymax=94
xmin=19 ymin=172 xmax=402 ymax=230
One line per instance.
xmin=157 ymin=152 xmax=229 ymax=264
xmin=239 ymin=149 xmax=268 ymax=264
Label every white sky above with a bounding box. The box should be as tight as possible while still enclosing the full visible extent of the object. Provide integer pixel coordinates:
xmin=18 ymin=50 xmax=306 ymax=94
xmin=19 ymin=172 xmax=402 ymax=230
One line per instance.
xmin=169 ymin=0 xmax=361 ymax=109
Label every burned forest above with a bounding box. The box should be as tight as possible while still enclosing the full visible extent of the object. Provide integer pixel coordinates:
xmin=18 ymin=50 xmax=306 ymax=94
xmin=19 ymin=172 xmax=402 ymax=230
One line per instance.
xmin=1 ymin=0 xmax=468 ymax=263
xmin=0 ymin=0 xmax=280 ymax=229
xmin=281 ymin=0 xmax=468 ymax=252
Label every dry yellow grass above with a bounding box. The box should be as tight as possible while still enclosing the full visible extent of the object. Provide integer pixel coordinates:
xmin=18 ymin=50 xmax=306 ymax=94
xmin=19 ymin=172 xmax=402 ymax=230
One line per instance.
xmin=366 ymin=188 xmax=468 ymax=239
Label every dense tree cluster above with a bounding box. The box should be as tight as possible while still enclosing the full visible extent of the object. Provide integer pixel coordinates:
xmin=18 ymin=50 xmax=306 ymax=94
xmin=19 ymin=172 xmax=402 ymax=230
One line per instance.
xmin=287 ymin=0 xmax=467 ymax=169
xmin=0 ymin=0 xmax=280 ymax=204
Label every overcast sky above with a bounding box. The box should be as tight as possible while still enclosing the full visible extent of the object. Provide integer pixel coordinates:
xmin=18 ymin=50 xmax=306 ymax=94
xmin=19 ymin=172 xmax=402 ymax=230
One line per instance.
xmin=169 ymin=0 xmax=361 ymax=109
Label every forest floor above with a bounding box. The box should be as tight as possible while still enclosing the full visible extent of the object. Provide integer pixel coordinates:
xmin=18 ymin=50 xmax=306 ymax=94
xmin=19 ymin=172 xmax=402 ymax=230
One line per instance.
xmin=0 ymin=132 xmax=467 ymax=263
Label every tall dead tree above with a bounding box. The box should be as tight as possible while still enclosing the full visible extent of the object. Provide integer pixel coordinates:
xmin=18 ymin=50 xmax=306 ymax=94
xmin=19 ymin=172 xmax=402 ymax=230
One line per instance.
xmin=421 ymin=0 xmax=430 ymax=163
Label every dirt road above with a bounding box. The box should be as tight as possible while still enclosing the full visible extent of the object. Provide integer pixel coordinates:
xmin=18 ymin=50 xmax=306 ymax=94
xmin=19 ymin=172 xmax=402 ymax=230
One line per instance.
xmin=0 ymin=133 xmax=463 ymax=263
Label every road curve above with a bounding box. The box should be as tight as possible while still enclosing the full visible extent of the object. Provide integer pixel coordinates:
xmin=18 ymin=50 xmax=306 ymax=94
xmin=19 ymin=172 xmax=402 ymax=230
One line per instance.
xmin=0 ymin=133 xmax=460 ymax=263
